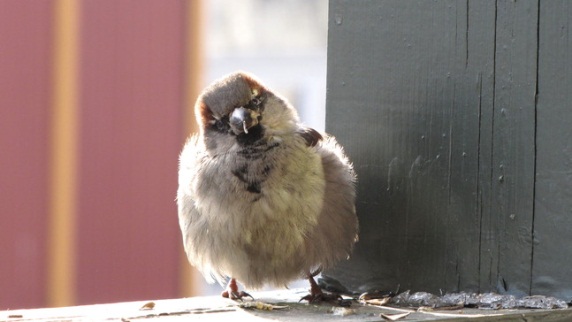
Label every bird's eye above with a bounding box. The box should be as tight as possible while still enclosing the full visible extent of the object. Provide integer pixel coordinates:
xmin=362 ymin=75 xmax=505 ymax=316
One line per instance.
xmin=247 ymin=95 xmax=264 ymax=111
xmin=214 ymin=116 xmax=231 ymax=132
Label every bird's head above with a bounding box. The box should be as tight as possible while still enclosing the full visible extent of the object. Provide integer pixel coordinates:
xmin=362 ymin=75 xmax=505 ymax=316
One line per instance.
xmin=195 ymin=72 xmax=299 ymax=147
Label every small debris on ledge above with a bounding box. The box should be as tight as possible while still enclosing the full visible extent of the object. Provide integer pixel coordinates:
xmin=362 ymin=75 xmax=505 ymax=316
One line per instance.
xmin=330 ymin=306 xmax=356 ymax=316
xmin=2 ymin=288 xmax=572 ymax=322
xmin=238 ymin=301 xmax=289 ymax=311
xmin=390 ymin=290 xmax=569 ymax=310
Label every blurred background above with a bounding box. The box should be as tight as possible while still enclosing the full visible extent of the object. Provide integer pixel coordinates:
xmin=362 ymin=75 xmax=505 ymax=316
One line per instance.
xmin=0 ymin=0 xmax=327 ymax=309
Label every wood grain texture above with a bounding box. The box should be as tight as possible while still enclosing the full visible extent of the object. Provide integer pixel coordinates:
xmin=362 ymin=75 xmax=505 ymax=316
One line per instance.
xmin=324 ymin=0 xmax=571 ymax=298
xmin=5 ymin=290 xmax=572 ymax=322
xmin=3 ymin=290 xmax=572 ymax=322
xmin=326 ymin=0 xmax=494 ymax=294
xmin=532 ymin=0 xmax=572 ymax=301
xmin=487 ymin=0 xmax=538 ymax=297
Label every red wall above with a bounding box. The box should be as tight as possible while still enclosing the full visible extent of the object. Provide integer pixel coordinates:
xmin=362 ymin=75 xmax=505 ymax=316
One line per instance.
xmin=0 ymin=0 xmax=199 ymax=309
xmin=0 ymin=1 xmax=53 ymax=309
xmin=76 ymin=0 xmax=185 ymax=305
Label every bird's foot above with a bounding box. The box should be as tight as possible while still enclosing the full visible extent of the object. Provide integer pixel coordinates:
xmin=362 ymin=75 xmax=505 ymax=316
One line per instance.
xmin=300 ymin=290 xmax=343 ymax=304
xmin=300 ymin=273 xmax=346 ymax=305
xmin=221 ymin=278 xmax=254 ymax=301
xmin=222 ymin=290 xmax=254 ymax=301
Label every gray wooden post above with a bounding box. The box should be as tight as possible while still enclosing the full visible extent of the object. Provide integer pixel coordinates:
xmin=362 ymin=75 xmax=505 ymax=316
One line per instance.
xmin=325 ymin=0 xmax=572 ymax=300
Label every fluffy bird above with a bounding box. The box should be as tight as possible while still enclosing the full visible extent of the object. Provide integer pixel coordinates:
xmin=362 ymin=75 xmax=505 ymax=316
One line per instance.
xmin=177 ymin=71 xmax=358 ymax=302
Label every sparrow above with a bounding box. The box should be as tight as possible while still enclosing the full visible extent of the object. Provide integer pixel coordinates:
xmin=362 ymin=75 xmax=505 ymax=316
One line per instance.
xmin=177 ymin=71 xmax=358 ymax=302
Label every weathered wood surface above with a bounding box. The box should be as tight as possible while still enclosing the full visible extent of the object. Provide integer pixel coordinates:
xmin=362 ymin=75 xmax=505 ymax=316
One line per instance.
xmin=531 ymin=1 xmax=572 ymax=301
xmin=325 ymin=0 xmax=572 ymax=300
xmin=2 ymin=289 xmax=572 ymax=322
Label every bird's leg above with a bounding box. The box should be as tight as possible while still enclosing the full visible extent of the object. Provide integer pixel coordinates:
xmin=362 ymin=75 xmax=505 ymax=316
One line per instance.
xmin=221 ymin=278 xmax=253 ymax=301
xmin=300 ymin=274 xmax=342 ymax=303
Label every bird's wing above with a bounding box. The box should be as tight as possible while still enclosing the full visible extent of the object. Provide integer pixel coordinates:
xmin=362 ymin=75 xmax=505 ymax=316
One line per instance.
xmin=297 ymin=127 xmax=323 ymax=147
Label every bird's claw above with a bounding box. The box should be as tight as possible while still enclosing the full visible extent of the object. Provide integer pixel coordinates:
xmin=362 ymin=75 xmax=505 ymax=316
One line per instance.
xmin=222 ymin=290 xmax=254 ymax=301
xmin=302 ymin=274 xmax=347 ymax=305
xmin=299 ymin=291 xmax=343 ymax=304
xmin=221 ymin=278 xmax=254 ymax=301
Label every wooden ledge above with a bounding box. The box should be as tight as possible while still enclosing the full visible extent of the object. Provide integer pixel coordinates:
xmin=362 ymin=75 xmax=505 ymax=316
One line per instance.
xmin=2 ymin=289 xmax=572 ymax=321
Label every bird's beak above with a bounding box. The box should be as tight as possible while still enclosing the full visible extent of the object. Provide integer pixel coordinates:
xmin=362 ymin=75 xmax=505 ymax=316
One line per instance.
xmin=230 ymin=107 xmax=259 ymax=135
